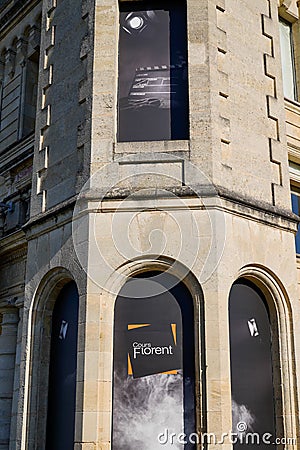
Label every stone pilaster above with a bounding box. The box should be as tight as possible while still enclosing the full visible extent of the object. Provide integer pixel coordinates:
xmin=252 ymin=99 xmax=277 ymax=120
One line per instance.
xmin=0 ymin=307 xmax=19 ymax=450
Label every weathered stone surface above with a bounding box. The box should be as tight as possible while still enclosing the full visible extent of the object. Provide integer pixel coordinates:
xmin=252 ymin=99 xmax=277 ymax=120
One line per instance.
xmin=1 ymin=0 xmax=300 ymax=449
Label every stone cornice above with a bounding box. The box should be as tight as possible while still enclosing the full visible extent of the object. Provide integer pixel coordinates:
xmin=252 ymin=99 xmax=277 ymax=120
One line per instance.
xmin=72 ymin=184 xmax=298 ymax=235
xmin=0 ymin=229 xmax=26 ymax=257
xmin=23 ymin=195 xmax=76 ymax=239
xmin=19 ymin=184 xmax=300 ymax=241
xmin=0 ymin=134 xmax=34 ymax=174
xmin=78 ymin=184 xmax=298 ymax=225
xmin=0 ymin=0 xmax=41 ymax=38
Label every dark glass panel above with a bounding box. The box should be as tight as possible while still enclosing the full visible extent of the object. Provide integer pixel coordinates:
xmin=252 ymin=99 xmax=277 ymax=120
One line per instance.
xmin=46 ymin=281 xmax=79 ymax=450
xmin=229 ymin=280 xmax=276 ymax=449
xmin=112 ymin=272 xmax=195 ymax=449
xmin=117 ymin=1 xmax=189 ymax=142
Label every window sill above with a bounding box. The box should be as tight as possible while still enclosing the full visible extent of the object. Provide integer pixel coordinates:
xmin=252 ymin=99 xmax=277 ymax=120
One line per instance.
xmin=0 ymin=133 xmax=34 ymax=174
xmin=114 ymin=140 xmax=190 ymax=155
xmin=284 ymin=97 xmax=300 ymax=111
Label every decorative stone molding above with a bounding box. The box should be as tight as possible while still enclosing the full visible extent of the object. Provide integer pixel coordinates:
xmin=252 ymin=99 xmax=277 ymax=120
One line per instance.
xmin=279 ymin=0 xmax=293 ymax=7
xmin=216 ymin=0 xmax=231 ymax=153
xmin=28 ymin=25 xmax=41 ymax=54
xmin=262 ymin=0 xmax=286 ymax=206
xmin=4 ymin=48 xmax=16 ymax=79
xmin=279 ymin=0 xmax=299 ymax=19
xmin=16 ymin=38 xmax=28 ymax=65
xmin=34 ymin=1 xmax=57 ymax=214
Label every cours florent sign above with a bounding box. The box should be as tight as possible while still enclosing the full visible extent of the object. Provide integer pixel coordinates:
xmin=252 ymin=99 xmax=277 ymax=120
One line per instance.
xmin=127 ymin=323 xmax=181 ymax=378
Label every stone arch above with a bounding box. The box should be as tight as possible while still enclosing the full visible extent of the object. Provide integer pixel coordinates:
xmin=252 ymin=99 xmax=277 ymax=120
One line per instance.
xmin=105 ymin=257 xmax=206 ymax=447
xmin=23 ymin=25 xmax=31 ymax=40
xmin=24 ymin=267 xmax=79 ymax=449
xmin=229 ymin=264 xmax=298 ymax=448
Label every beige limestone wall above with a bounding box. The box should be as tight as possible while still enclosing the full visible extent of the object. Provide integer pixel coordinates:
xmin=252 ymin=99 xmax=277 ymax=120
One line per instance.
xmin=68 ymin=196 xmax=299 ymax=449
xmin=18 ymin=209 xmax=80 ymax=446
xmin=9 ymin=0 xmax=300 ymax=449
xmin=91 ymin=0 xmax=292 ymax=211
xmin=15 ymin=205 xmax=87 ymax=450
xmin=209 ymin=0 xmax=291 ymax=209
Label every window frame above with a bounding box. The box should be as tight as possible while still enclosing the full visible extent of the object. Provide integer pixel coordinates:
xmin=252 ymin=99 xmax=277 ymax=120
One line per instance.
xmin=289 ymin=160 xmax=300 ymax=255
xmin=279 ymin=16 xmax=298 ymax=102
xmin=116 ymin=0 xmax=190 ymax=143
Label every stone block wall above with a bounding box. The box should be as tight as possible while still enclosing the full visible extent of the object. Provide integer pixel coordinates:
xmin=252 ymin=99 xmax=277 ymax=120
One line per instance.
xmin=0 ymin=0 xmax=300 ymax=449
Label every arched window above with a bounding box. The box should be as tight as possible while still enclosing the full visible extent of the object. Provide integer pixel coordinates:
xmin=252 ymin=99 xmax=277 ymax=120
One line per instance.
xmin=229 ymin=279 xmax=276 ymax=448
xmin=45 ymin=281 xmax=79 ymax=450
xmin=112 ymin=271 xmax=196 ymax=449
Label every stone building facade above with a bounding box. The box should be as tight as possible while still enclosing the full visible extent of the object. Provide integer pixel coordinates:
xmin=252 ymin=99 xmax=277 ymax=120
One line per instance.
xmin=1 ymin=0 xmax=300 ymax=449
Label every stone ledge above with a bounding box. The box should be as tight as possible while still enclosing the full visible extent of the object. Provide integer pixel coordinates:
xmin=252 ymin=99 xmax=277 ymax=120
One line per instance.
xmin=114 ymin=140 xmax=190 ymax=154
xmin=0 ymin=134 xmax=34 ymax=174
xmin=21 ymin=181 xmax=300 ymax=239
xmin=77 ymin=184 xmax=299 ymax=231
xmin=23 ymin=194 xmax=76 ymax=235
xmin=0 ymin=229 xmax=26 ymax=256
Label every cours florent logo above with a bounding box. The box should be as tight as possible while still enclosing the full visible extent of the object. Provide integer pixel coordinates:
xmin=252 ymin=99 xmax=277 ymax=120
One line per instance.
xmin=127 ymin=323 xmax=181 ymax=378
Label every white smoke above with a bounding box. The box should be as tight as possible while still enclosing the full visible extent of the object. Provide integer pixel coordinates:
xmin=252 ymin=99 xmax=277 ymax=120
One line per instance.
xmin=113 ymin=372 xmax=184 ymax=449
xmin=232 ymin=399 xmax=255 ymax=433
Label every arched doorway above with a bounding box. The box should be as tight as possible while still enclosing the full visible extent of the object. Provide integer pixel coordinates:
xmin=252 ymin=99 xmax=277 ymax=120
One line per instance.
xmin=45 ymin=281 xmax=79 ymax=450
xmin=112 ymin=271 xmax=196 ymax=449
xmin=229 ymin=279 xmax=276 ymax=449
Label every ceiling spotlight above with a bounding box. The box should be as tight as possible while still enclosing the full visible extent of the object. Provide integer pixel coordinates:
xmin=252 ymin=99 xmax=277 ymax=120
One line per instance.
xmin=122 ymin=11 xmax=156 ymax=35
xmin=129 ymin=16 xmax=144 ymax=30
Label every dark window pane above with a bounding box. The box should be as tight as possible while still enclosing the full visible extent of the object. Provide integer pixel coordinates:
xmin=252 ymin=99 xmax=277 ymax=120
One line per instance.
xmin=112 ymin=272 xmax=195 ymax=449
xmin=229 ymin=280 xmax=276 ymax=449
xmin=291 ymin=192 xmax=300 ymax=254
xmin=117 ymin=1 xmax=189 ymax=142
xmin=22 ymin=51 xmax=39 ymax=138
xmin=46 ymin=281 xmax=79 ymax=450
xmin=279 ymin=19 xmax=297 ymax=101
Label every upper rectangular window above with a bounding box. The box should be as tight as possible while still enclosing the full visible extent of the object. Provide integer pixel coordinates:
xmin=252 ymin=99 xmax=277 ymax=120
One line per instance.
xmin=289 ymin=161 xmax=300 ymax=254
xmin=22 ymin=50 xmax=39 ymax=138
xmin=117 ymin=0 xmax=189 ymax=142
xmin=279 ymin=18 xmax=297 ymax=101
xmin=0 ymin=21 xmax=40 ymax=152
xmin=291 ymin=185 xmax=300 ymax=254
